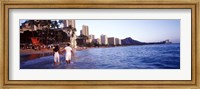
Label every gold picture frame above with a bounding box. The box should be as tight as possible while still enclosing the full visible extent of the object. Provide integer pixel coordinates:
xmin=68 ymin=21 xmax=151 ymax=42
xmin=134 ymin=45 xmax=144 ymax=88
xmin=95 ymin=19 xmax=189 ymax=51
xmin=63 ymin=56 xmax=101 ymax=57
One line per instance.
xmin=0 ymin=0 xmax=199 ymax=89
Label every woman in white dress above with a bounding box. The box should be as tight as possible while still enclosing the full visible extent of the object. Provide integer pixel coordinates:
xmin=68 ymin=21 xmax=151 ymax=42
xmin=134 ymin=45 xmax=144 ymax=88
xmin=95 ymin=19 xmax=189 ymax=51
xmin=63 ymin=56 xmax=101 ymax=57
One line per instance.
xmin=53 ymin=45 xmax=60 ymax=65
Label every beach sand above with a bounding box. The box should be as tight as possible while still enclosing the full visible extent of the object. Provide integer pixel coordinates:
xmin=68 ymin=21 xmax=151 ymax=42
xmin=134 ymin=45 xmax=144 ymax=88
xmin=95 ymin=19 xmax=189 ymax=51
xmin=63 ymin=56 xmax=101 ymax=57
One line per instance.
xmin=20 ymin=46 xmax=85 ymax=55
xmin=20 ymin=48 xmax=53 ymax=55
xmin=20 ymin=46 xmax=108 ymax=55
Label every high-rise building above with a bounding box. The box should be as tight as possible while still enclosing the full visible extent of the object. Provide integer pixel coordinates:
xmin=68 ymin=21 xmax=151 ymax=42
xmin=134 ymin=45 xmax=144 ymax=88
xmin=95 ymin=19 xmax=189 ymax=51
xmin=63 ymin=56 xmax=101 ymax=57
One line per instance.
xmin=93 ymin=38 xmax=101 ymax=44
xmin=119 ymin=39 xmax=121 ymax=45
xmin=63 ymin=20 xmax=76 ymax=28
xmin=81 ymin=25 xmax=89 ymax=37
xmin=101 ymin=34 xmax=108 ymax=45
xmin=115 ymin=38 xmax=121 ymax=45
xmin=108 ymin=37 xmax=116 ymax=45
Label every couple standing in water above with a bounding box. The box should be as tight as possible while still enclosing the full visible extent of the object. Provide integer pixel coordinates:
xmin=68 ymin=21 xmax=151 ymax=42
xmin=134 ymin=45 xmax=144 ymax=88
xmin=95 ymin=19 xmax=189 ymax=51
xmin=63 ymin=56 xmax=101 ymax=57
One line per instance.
xmin=53 ymin=43 xmax=73 ymax=65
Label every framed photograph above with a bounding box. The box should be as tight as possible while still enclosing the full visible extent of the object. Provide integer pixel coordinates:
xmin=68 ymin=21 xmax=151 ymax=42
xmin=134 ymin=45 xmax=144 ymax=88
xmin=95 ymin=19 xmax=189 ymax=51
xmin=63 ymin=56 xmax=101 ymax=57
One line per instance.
xmin=1 ymin=0 xmax=199 ymax=89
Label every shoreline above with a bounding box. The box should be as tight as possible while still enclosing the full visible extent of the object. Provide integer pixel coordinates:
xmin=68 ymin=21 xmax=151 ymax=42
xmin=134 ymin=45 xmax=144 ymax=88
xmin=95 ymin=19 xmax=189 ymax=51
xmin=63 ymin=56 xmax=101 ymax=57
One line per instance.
xmin=20 ymin=46 xmax=101 ymax=55
xmin=20 ymin=43 xmax=176 ymax=55
xmin=20 ymin=46 xmax=111 ymax=55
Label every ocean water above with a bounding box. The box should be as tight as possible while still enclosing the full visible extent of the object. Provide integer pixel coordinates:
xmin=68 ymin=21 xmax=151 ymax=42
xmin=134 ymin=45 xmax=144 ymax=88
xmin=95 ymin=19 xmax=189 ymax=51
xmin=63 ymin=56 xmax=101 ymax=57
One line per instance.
xmin=20 ymin=44 xmax=180 ymax=69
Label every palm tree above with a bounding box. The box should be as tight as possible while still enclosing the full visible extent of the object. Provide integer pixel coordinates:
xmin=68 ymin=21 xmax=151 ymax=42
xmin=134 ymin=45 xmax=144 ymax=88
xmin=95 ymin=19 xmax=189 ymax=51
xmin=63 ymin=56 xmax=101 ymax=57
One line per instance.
xmin=65 ymin=25 xmax=77 ymax=48
xmin=68 ymin=25 xmax=77 ymax=37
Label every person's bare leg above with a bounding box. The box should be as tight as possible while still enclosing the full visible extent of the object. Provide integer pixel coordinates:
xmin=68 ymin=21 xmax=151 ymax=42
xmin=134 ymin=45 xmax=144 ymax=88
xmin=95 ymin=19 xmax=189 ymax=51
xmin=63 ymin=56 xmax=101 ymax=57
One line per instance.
xmin=68 ymin=55 xmax=71 ymax=64
xmin=57 ymin=55 xmax=60 ymax=65
xmin=54 ymin=55 xmax=57 ymax=65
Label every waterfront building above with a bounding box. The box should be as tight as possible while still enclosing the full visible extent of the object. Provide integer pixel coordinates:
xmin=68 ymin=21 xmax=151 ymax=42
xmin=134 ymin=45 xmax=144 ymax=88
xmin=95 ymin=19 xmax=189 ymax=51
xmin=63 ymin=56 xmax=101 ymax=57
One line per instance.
xmin=115 ymin=38 xmax=121 ymax=45
xmin=93 ymin=38 xmax=101 ymax=45
xmin=108 ymin=37 xmax=116 ymax=46
xmin=80 ymin=25 xmax=90 ymax=43
xmin=119 ymin=39 xmax=121 ymax=45
xmin=101 ymin=34 xmax=108 ymax=45
xmin=81 ymin=25 xmax=89 ymax=37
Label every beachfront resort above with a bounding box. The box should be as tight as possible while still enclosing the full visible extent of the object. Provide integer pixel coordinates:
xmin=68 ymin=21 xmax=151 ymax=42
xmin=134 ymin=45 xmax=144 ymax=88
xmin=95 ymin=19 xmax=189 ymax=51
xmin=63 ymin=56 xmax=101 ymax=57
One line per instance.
xmin=20 ymin=20 xmax=171 ymax=54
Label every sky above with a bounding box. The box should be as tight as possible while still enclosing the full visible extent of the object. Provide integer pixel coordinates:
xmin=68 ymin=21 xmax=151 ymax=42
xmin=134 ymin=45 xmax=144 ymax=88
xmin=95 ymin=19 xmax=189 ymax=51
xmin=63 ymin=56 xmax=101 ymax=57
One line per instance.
xmin=20 ymin=19 xmax=180 ymax=43
xmin=76 ymin=20 xmax=180 ymax=43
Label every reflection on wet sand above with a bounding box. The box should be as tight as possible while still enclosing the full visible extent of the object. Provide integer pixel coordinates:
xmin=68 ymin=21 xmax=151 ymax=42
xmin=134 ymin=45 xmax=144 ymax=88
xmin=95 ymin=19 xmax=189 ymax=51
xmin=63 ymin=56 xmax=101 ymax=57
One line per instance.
xmin=21 ymin=53 xmax=53 ymax=61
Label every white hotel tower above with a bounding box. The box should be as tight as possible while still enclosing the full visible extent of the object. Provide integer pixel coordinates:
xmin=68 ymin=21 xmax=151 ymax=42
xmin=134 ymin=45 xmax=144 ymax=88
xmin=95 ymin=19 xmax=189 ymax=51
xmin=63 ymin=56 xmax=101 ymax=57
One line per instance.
xmin=100 ymin=34 xmax=108 ymax=45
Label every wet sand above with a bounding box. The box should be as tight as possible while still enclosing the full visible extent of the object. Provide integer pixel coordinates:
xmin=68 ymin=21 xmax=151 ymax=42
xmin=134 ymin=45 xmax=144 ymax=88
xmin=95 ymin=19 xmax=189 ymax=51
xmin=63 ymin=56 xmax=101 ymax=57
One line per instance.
xmin=20 ymin=46 xmax=92 ymax=55
xmin=20 ymin=46 xmax=111 ymax=55
xmin=20 ymin=49 xmax=53 ymax=55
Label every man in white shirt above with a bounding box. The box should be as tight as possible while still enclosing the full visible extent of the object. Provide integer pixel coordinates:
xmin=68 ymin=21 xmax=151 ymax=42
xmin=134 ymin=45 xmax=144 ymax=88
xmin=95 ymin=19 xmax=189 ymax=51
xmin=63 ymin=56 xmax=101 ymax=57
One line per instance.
xmin=64 ymin=43 xmax=73 ymax=64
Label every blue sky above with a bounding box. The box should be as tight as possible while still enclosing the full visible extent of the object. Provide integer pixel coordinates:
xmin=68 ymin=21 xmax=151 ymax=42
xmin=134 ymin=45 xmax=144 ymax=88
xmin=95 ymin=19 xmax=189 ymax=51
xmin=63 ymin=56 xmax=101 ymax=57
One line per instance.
xmin=20 ymin=19 xmax=180 ymax=43
xmin=76 ymin=20 xmax=180 ymax=43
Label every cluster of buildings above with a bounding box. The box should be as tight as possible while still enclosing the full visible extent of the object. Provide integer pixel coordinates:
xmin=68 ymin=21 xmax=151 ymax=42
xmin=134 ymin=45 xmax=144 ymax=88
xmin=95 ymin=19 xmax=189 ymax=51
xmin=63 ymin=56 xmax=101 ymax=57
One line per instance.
xmin=79 ymin=24 xmax=121 ymax=46
xmin=98 ymin=35 xmax=121 ymax=46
